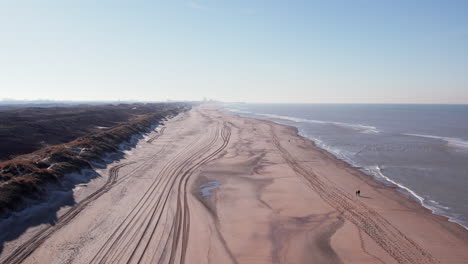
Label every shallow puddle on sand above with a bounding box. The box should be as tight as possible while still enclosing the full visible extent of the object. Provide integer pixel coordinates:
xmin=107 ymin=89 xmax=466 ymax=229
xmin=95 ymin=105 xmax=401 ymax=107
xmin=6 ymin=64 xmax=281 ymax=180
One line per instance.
xmin=200 ymin=181 xmax=221 ymax=197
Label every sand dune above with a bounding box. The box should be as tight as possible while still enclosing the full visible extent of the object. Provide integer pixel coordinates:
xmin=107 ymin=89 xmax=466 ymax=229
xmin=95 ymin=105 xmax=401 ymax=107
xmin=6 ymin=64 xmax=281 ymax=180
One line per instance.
xmin=1 ymin=105 xmax=467 ymax=264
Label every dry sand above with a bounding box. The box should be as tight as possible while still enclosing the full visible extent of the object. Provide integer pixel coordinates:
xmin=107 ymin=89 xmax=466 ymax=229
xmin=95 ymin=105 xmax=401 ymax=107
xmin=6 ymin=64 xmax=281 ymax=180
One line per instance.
xmin=1 ymin=105 xmax=467 ymax=264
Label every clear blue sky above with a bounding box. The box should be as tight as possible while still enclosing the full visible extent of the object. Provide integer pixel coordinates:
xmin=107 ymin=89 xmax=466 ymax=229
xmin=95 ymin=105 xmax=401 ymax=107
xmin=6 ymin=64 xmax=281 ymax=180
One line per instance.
xmin=1 ymin=0 xmax=467 ymax=103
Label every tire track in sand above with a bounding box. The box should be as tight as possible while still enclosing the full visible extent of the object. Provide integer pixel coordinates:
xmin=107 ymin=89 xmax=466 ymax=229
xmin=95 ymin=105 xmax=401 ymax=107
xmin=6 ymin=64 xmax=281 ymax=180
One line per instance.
xmin=147 ymin=127 xmax=166 ymax=144
xmin=91 ymin=127 xmax=216 ymax=264
xmin=0 ymin=162 xmax=134 ymax=264
xmin=90 ymin=122 xmax=231 ymax=264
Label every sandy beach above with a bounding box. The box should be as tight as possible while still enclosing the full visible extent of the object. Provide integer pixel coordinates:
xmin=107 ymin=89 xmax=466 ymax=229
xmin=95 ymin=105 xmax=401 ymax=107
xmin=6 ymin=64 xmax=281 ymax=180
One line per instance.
xmin=1 ymin=105 xmax=467 ymax=264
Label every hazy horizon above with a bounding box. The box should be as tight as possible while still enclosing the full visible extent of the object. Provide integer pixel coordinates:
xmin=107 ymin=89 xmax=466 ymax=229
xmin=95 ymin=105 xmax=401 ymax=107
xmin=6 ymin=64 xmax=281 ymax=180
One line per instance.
xmin=1 ymin=1 xmax=467 ymax=104
xmin=2 ymin=98 xmax=468 ymax=106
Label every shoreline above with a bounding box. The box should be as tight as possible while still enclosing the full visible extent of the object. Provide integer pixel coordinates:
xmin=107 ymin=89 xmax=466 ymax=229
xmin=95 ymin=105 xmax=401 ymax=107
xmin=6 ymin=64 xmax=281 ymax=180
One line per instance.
xmin=297 ymin=128 xmax=468 ymax=231
xmin=228 ymin=109 xmax=468 ymax=231
xmin=233 ymin=111 xmax=468 ymax=263
xmin=306 ymin=129 xmax=468 ymax=231
xmin=250 ymin=114 xmax=468 ymax=236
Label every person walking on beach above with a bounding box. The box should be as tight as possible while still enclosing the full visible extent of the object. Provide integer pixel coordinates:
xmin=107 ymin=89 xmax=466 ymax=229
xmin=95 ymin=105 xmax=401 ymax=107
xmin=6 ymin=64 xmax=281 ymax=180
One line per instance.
xmin=356 ymin=190 xmax=360 ymax=197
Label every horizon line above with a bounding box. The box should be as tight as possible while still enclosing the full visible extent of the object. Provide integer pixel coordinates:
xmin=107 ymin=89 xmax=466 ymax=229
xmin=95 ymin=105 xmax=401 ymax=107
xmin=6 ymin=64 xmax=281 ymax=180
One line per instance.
xmin=1 ymin=99 xmax=468 ymax=106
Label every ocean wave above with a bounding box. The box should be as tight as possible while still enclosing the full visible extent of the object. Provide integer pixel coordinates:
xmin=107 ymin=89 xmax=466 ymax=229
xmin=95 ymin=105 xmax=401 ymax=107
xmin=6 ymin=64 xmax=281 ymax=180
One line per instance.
xmin=226 ymin=108 xmax=379 ymax=133
xmin=365 ymin=165 xmax=425 ymax=203
xmin=254 ymin=113 xmax=380 ymax=134
xmin=364 ymin=165 xmax=467 ymax=230
xmin=303 ymin=134 xmax=359 ymax=166
xmin=403 ymin=133 xmax=468 ymax=150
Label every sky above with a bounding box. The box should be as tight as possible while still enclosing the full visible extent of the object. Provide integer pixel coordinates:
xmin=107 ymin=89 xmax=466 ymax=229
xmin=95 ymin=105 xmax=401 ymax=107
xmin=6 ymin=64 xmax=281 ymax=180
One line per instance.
xmin=0 ymin=0 xmax=467 ymax=104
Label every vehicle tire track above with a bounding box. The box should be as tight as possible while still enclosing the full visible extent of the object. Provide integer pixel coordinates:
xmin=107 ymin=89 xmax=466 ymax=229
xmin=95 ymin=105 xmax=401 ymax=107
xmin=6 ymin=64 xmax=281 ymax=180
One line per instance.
xmin=90 ymin=121 xmax=231 ymax=264
xmin=127 ymin=123 xmax=230 ymax=264
xmin=90 ymin=127 xmax=215 ymax=264
xmin=147 ymin=127 xmax=166 ymax=144
xmin=0 ymin=161 xmax=135 ymax=264
xmin=176 ymin=122 xmax=231 ymax=264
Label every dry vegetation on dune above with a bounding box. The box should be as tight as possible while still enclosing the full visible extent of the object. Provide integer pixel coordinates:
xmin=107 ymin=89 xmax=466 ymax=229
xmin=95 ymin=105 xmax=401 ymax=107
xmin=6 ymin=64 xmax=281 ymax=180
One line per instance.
xmin=0 ymin=103 xmax=191 ymax=218
xmin=0 ymin=103 xmax=187 ymax=161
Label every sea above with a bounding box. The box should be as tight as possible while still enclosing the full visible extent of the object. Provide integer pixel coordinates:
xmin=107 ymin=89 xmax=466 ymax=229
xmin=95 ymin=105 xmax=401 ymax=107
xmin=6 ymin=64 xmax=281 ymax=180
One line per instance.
xmin=224 ymin=103 xmax=468 ymax=229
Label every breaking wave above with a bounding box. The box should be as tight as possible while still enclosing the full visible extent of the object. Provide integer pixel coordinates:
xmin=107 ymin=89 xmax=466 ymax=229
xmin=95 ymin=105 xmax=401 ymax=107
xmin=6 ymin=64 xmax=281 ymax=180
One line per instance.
xmin=364 ymin=165 xmax=467 ymax=230
xmin=228 ymin=109 xmax=379 ymax=134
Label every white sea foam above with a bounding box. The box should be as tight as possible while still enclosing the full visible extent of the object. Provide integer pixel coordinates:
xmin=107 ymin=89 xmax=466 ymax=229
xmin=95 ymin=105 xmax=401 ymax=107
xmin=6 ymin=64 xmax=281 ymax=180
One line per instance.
xmin=303 ymin=134 xmax=358 ymax=166
xmin=365 ymin=165 xmax=467 ymax=230
xmin=366 ymin=165 xmax=425 ymax=203
xmin=428 ymin=200 xmax=450 ymax=210
xmin=254 ymin=113 xmax=380 ymax=134
xmin=227 ymin=108 xmax=379 ymax=133
xmin=403 ymin=133 xmax=468 ymax=151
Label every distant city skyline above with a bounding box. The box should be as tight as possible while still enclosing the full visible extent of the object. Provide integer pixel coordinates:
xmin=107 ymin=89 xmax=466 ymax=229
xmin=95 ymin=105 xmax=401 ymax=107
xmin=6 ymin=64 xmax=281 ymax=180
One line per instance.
xmin=1 ymin=1 xmax=467 ymax=104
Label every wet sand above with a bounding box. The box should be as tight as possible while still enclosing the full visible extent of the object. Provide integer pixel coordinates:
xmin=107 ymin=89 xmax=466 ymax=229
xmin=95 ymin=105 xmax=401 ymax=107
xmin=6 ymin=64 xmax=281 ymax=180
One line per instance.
xmin=1 ymin=105 xmax=467 ymax=263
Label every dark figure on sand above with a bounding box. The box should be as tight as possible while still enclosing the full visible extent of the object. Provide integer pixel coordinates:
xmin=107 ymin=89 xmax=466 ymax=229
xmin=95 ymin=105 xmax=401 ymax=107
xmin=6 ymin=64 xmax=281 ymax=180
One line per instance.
xmin=356 ymin=190 xmax=361 ymax=196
